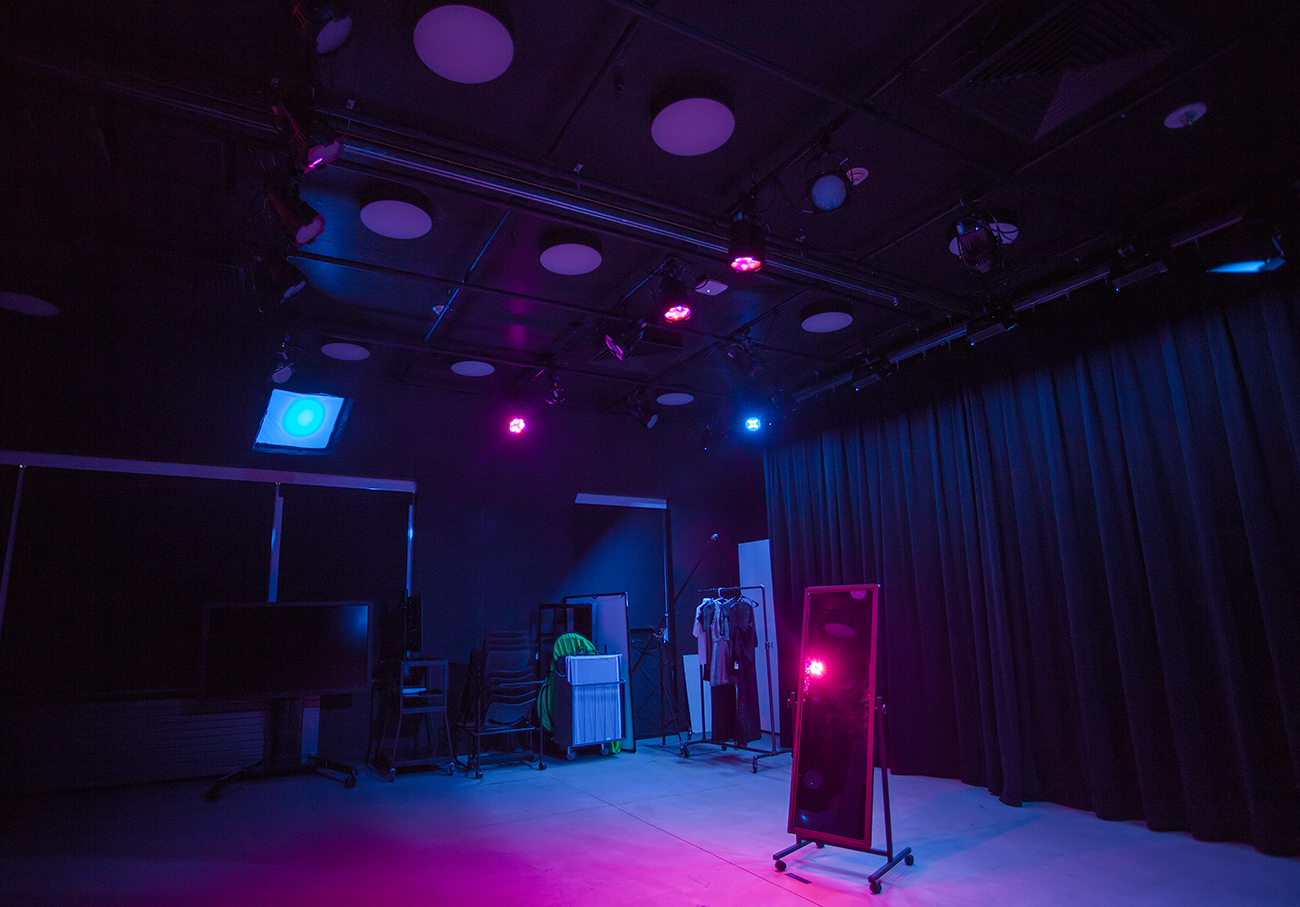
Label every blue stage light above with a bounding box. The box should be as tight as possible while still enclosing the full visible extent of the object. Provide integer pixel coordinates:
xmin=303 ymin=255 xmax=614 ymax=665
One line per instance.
xmin=254 ymin=388 xmax=352 ymax=454
xmin=283 ymin=397 xmax=327 ymax=437
xmin=745 ymin=416 xmax=762 ymax=432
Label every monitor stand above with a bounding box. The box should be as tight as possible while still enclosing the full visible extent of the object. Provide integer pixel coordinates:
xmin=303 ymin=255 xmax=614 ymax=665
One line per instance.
xmin=205 ymin=697 xmax=358 ymax=801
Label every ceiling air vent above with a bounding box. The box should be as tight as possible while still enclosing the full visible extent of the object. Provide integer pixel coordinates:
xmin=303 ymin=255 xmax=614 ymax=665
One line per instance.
xmin=941 ymin=0 xmax=1177 ymax=143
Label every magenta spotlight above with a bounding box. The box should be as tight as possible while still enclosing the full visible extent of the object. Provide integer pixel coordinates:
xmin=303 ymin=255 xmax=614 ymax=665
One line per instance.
xmin=508 ymin=416 xmax=526 ymax=434
xmin=664 ymin=304 xmax=691 ymax=322
xmin=807 ymin=658 xmax=826 ymax=677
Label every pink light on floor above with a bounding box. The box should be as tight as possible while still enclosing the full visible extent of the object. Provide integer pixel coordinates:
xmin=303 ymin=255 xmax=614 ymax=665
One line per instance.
xmin=730 ymin=254 xmax=762 ymax=272
xmin=663 ymin=304 xmax=691 ymax=322
xmin=508 ymin=417 xmax=526 ymax=434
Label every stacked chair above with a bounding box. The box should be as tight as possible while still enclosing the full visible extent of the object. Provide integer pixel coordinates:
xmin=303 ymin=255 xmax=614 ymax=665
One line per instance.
xmin=456 ymin=630 xmax=546 ymax=778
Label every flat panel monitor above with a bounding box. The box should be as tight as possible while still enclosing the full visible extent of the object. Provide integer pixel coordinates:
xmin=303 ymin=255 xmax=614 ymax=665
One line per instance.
xmin=202 ymin=601 xmax=372 ymax=698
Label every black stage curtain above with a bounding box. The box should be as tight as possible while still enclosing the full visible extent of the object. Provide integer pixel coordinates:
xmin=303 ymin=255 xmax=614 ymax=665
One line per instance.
xmin=764 ymin=275 xmax=1300 ymax=855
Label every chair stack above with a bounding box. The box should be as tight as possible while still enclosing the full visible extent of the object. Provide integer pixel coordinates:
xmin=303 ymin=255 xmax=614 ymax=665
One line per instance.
xmin=458 ymin=631 xmax=546 ymax=777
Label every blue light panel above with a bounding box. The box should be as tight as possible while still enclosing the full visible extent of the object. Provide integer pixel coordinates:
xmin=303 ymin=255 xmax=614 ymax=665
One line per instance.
xmin=254 ymin=389 xmax=352 ymax=454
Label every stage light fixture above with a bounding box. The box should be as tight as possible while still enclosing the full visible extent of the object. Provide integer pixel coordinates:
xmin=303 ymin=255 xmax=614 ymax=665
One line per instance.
xmin=604 ymin=320 xmax=646 ymax=361
xmin=254 ymin=253 xmax=307 ymax=308
xmin=254 ymin=388 xmax=352 ymax=454
xmin=268 ymin=183 xmax=324 ymax=247
xmin=744 ymin=416 xmax=762 ymax=432
xmin=806 ymin=659 xmax=826 ymax=677
xmin=1203 ymin=220 xmax=1286 ymax=273
xmin=659 ymin=273 xmax=692 ymax=323
xmin=949 ymin=211 xmax=1017 ymax=274
xmin=508 ymin=416 xmax=527 ymax=435
xmin=729 ymin=206 xmax=764 ymax=272
xmin=951 ymin=213 xmax=999 ymax=273
xmin=851 ymin=359 xmax=894 ymax=391
xmin=544 ymin=371 xmax=565 ymax=406
xmin=629 ymin=392 xmax=659 ymax=429
xmin=809 ymin=171 xmax=848 ymax=211
xmin=1108 ymin=240 xmax=1169 ymax=290
xmin=270 ymin=335 xmax=297 ymax=384
xmin=272 ymin=101 xmax=343 ymax=173
xmin=292 ymin=2 xmax=353 ymax=53
xmin=723 ymin=336 xmax=763 ymax=378
xmin=965 ymin=308 xmax=1016 ymax=344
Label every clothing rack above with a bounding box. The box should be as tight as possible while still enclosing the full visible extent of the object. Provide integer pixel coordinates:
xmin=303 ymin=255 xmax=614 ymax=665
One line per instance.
xmin=679 ymin=584 xmax=785 ymax=772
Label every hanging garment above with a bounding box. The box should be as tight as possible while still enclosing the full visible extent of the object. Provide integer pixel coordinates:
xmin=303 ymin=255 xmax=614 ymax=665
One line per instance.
xmin=709 ymin=598 xmax=733 ymax=686
xmin=692 ymin=598 xmax=716 ymax=673
xmin=729 ymin=598 xmax=761 ymax=746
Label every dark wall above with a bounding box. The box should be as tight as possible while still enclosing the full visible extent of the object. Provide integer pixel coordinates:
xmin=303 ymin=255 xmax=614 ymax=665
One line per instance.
xmin=0 ymin=306 xmax=767 ymax=697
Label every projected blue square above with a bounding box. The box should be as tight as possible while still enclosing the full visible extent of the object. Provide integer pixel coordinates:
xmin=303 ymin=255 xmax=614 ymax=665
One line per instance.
xmin=254 ymin=389 xmax=352 ymax=454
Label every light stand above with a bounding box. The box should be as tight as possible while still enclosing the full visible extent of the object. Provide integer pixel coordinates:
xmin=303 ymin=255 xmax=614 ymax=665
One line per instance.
xmin=629 ymin=533 xmax=718 ymax=743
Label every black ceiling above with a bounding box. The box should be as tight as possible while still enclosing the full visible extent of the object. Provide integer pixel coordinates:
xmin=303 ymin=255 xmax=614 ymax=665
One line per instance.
xmin=3 ymin=1 xmax=1298 ymax=438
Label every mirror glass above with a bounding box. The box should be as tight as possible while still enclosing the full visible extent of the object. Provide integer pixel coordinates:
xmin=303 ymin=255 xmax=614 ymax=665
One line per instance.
xmin=786 ymin=584 xmax=879 ymax=849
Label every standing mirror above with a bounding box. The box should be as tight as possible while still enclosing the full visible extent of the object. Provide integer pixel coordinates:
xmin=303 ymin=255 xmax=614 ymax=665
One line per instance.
xmin=786 ymin=584 xmax=880 ymax=849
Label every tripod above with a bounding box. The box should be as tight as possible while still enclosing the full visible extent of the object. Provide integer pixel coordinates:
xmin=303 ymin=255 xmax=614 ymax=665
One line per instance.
xmin=629 ymin=533 xmax=718 ymax=744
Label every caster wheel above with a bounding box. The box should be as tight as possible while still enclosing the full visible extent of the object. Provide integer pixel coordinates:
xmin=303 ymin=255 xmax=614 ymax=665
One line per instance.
xmin=204 ymin=787 xmax=220 ymax=802
xmin=344 ymin=775 xmax=357 ymax=789
xmin=538 ymin=760 xmax=547 ymax=770
xmin=474 ymin=771 xmax=483 ymax=779
xmin=565 ymin=746 xmax=577 ymax=761
xmin=387 ymin=769 xmax=395 ymax=782
xmin=816 ymin=842 xmax=825 ymax=849
xmin=679 ymin=747 xmax=689 ymax=758
xmin=870 ymin=881 xmax=883 ymax=895
xmin=775 ymin=861 xmax=786 ymax=872
xmin=904 ymin=853 xmax=915 ymax=866
xmin=600 ymin=742 xmax=611 ymax=756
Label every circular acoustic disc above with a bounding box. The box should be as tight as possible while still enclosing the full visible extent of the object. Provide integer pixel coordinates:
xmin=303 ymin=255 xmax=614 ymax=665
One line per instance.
xmin=655 ymin=391 xmax=695 ymax=406
xmin=800 ymin=303 xmax=853 ymax=333
xmin=0 ymin=292 xmax=60 ymax=316
xmin=414 ymin=5 xmax=514 ymax=84
xmin=1164 ymin=102 xmax=1207 ymax=129
xmin=824 ymin=622 xmax=856 ymax=638
xmin=321 ymin=341 xmax=370 ymax=360
xmin=360 ymin=198 xmax=433 ymax=239
xmin=451 ymin=359 xmax=495 ymax=376
xmin=314 ymin=14 xmax=353 ymax=54
xmin=540 ymin=241 xmax=602 ymax=275
xmin=652 ymin=97 xmax=735 ymax=156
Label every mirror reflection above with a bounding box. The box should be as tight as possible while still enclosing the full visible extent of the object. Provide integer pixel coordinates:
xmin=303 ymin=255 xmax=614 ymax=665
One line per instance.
xmin=789 ymin=585 xmax=878 ymax=845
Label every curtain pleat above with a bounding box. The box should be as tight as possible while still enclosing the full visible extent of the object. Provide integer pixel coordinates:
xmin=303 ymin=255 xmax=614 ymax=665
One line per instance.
xmin=765 ymin=277 xmax=1300 ymax=854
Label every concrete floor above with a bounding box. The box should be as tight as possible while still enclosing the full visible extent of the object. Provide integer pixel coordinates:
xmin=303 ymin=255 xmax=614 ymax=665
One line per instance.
xmin=2 ymin=739 xmax=1297 ymax=906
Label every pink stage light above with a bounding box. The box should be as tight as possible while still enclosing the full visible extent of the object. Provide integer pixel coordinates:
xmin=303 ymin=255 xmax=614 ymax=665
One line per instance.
xmin=807 ymin=659 xmax=825 ymax=677
xmin=663 ymin=304 xmax=691 ymax=322
xmin=508 ymin=417 xmax=526 ymax=434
